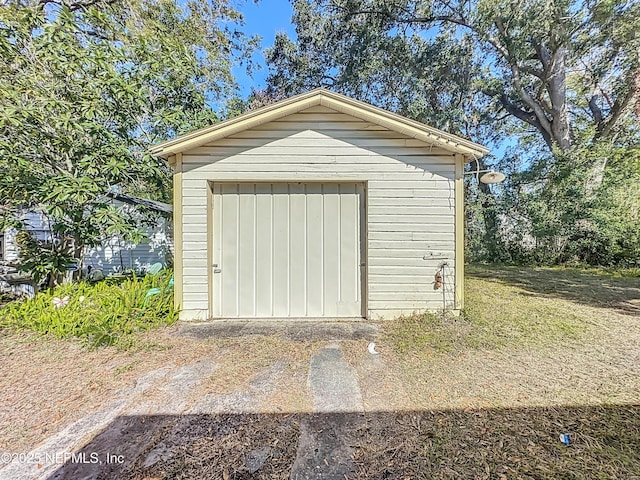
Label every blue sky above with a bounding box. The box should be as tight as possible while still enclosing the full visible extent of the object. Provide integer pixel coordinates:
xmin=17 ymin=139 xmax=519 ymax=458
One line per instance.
xmin=234 ymin=0 xmax=296 ymax=96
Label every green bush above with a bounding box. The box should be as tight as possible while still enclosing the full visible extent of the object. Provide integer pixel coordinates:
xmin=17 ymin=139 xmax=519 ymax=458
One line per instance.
xmin=0 ymin=270 xmax=177 ymax=348
xmin=15 ymin=230 xmax=76 ymax=287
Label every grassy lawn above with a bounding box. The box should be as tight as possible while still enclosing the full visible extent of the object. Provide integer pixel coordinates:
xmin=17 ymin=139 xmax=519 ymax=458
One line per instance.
xmin=385 ymin=264 xmax=639 ymax=354
xmin=365 ymin=264 xmax=640 ymax=479
xmin=1 ymin=265 xmax=639 ymax=479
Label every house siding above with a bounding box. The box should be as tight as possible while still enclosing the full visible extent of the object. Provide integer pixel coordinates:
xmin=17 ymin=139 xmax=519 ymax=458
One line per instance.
xmin=3 ymin=207 xmax=172 ymax=275
xmin=3 ymin=229 xmax=19 ymax=263
xmin=3 ymin=211 xmax=53 ymax=263
xmin=83 ymin=218 xmax=173 ymax=275
xmin=178 ymin=106 xmax=460 ymax=320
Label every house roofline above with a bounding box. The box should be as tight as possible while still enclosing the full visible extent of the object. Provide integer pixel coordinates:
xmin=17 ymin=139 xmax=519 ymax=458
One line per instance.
xmin=106 ymin=192 xmax=172 ymax=214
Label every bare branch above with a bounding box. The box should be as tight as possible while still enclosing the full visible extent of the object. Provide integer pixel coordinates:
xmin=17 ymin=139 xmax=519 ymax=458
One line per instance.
xmin=588 ymin=95 xmax=603 ymax=126
xmin=596 ymin=75 xmax=637 ymax=139
xmin=519 ymin=64 xmax=545 ymax=80
xmin=333 ymin=2 xmax=511 ymax=61
xmin=499 ymin=94 xmax=553 ymax=148
xmin=508 ymin=62 xmax=553 ymax=136
xmin=35 ymin=0 xmax=119 ymax=11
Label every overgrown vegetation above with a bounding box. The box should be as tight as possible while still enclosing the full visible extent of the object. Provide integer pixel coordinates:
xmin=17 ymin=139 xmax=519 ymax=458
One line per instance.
xmin=14 ymin=230 xmax=75 ymax=286
xmin=0 ymin=270 xmax=177 ymax=348
xmin=467 ymin=139 xmax=640 ymax=266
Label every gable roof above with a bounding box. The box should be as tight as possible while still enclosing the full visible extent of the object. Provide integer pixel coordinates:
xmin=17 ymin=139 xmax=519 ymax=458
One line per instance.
xmin=150 ymin=88 xmax=489 ymax=161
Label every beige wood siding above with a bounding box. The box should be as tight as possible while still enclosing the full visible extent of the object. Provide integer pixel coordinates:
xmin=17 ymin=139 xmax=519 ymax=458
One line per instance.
xmin=179 ymin=106 xmax=458 ymax=319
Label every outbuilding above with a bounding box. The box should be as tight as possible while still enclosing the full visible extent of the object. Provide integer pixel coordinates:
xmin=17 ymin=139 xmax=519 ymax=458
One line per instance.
xmin=151 ymin=89 xmax=488 ymax=321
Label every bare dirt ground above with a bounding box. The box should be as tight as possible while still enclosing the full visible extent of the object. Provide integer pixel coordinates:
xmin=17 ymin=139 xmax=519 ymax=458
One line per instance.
xmin=1 ymin=266 xmax=639 ymax=479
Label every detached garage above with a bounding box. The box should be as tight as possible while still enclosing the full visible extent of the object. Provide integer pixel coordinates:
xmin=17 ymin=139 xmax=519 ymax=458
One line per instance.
xmin=151 ymin=89 xmax=488 ymax=321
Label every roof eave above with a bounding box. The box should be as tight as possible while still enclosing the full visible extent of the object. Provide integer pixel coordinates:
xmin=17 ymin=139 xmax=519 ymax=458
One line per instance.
xmin=317 ymin=94 xmax=489 ymax=159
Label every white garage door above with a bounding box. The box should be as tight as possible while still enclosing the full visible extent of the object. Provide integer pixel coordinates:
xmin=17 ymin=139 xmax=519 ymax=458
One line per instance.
xmin=212 ymin=182 xmax=364 ymax=318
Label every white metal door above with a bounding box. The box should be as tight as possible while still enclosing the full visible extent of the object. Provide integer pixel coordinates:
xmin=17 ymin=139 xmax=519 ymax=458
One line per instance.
xmin=212 ymin=182 xmax=363 ymax=318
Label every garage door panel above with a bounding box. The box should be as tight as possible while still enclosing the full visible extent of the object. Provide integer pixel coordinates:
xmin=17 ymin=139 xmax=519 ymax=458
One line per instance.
xmin=322 ymin=184 xmax=340 ymax=316
xmin=306 ymin=186 xmax=324 ymax=316
xmin=238 ymin=184 xmax=256 ymax=317
xmin=271 ymin=190 xmax=289 ymax=316
xmin=212 ymin=185 xmax=222 ymax=317
xmin=339 ymin=184 xmax=359 ymax=309
xmin=220 ymin=184 xmax=239 ymax=317
xmin=213 ymin=182 xmax=362 ymax=318
xmin=289 ymin=185 xmax=307 ymax=316
xmin=255 ymin=184 xmax=273 ymax=316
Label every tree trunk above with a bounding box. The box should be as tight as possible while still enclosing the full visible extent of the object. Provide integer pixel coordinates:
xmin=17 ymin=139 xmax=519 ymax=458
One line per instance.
xmin=72 ymin=235 xmax=84 ymax=282
xmin=48 ymin=270 xmax=64 ymax=289
xmin=546 ymin=46 xmax=573 ymax=151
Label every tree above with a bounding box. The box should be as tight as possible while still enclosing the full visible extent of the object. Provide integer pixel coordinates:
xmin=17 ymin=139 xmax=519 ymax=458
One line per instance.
xmin=0 ymin=0 xmax=256 ymax=284
xmin=266 ymin=1 xmax=499 ymax=139
xmin=495 ymin=122 xmax=640 ymax=266
xmin=270 ymin=0 xmax=638 ymax=152
xmin=265 ymin=0 xmax=640 ymax=265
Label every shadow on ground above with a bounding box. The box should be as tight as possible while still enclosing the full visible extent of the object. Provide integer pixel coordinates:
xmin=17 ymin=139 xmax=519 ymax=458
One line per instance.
xmin=49 ymin=404 xmax=640 ymax=479
xmin=468 ymin=265 xmax=640 ymax=315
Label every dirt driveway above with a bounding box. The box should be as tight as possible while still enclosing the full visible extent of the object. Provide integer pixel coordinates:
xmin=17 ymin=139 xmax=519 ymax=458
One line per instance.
xmin=1 ymin=267 xmax=640 ymax=479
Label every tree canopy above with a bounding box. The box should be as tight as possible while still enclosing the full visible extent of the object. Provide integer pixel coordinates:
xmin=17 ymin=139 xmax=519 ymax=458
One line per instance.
xmin=265 ymin=0 xmax=640 ymax=266
xmin=267 ymin=0 xmax=639 ymax=148
xmin=0 ymin=0 xmax=256 ymax=282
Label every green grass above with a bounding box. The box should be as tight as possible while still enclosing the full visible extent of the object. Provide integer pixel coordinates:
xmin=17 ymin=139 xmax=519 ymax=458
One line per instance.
xmin=467 ymin=264 xmax=640 ymax=311
xmin=0 ymin=270 xmax=177 ymax=348
xmin=385 ymin=312 xmax=478 ymax=354
xmin=575 ymin=266 xmax=640 ymax=278
xmin=383 ymin=264 xmax=637 ymax=355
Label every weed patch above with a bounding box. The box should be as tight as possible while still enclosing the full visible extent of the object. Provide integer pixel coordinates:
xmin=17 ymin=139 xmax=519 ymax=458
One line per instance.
xmin=384 ymin=313 xmax=473 ymax=354
xmin=462 ymin=276 xmax=588 ymax=348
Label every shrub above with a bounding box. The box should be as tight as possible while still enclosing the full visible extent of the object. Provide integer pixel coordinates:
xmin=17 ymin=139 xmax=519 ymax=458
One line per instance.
xmin=0 ymin=270 xmax=177 ymax=348
xmin=15 ymin=230 xmax=75 ymax=287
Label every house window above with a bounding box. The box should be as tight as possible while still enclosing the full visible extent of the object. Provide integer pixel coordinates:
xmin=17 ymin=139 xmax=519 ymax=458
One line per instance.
xmin=0 ymin=233 xmax=4 ymax=261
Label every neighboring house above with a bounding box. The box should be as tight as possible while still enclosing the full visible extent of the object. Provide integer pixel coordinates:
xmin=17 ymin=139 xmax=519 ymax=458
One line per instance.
xmin=1 ymin=193 xmax=173 ymax=275
xmin=1 ymin=211 xmax=54 ymax=265
xmin=152 ymin=89 xmax=488 ymax=321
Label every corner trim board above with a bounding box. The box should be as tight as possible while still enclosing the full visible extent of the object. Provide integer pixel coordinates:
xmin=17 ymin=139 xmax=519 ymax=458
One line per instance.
xmin=454 ymin=153 xmax=464 ymax=310
xmin=173 ymin=153 xmax=184 ymax=314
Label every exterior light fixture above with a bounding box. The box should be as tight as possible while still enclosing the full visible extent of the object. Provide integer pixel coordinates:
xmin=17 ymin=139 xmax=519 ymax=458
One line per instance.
xmin=465 ymin=169 xmax=507 ymax=184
